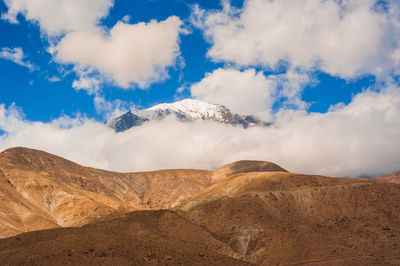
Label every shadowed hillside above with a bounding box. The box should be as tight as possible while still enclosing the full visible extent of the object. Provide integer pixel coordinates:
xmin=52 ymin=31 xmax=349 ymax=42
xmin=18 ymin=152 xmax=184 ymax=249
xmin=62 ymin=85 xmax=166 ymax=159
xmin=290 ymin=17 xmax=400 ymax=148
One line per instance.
xmin=0 ymin=210 xmax=248 ymax=265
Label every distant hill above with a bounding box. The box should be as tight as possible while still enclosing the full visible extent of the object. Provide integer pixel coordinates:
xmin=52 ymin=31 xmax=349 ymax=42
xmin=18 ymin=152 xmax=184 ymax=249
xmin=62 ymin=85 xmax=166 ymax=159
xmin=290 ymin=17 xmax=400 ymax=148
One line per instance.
xmin=375 ymin=171 xmax=400 ymax=184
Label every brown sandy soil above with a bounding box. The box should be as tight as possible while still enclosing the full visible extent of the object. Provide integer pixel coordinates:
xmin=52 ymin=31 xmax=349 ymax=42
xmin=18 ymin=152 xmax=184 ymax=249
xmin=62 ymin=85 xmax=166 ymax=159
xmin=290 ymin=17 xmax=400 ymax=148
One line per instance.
xmin=0 ymin=210 xmax=249 ymax=265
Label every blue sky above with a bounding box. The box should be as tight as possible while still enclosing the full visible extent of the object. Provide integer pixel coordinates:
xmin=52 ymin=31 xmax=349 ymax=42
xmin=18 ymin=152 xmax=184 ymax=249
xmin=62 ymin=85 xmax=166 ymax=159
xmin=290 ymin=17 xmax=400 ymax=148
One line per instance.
xmin=0 ymin=0 xmax=378 ymax=122
xmin=0 ymin=0 xmax=227 ymax=121
xmin=0 ymin=0 xmax=399 ymax=177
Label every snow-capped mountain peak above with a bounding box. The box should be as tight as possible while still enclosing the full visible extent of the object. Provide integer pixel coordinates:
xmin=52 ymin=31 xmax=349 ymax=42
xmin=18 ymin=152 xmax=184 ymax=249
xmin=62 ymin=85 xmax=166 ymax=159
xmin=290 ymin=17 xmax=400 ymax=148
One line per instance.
xmin=106 ymin=99 xmax=270 ymax=132
xmin=148 ymin=99 xmax=229 ymax=121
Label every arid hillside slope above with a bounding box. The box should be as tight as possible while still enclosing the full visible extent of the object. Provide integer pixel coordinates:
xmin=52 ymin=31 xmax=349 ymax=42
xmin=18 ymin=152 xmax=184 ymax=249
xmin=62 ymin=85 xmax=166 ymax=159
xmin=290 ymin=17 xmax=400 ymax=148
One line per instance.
xmin=0 ymin=147 xmax=399 ymax=265
xmin=211 ymin=160 xmax=287 ymax=181
xmin=0 ymin=147 xmax=213 ymax=237
xmin=0 ymin=147 xmax=279 ymax=238
xmin=375 ymin=171 xmax=400 ymax=184
xmin=0 ymin=210 xmax=248 ymax=265
xmin=180 ymin=172 xmax=400 ymax=264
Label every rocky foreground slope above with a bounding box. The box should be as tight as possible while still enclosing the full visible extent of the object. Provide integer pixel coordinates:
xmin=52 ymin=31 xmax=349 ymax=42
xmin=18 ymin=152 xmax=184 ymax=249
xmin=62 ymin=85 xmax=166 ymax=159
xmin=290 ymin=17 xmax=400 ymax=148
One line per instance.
xmin=0 ymin=210 xmax=248 ymax=265
xmin=0 ymin=147 xmax=399 ymax=265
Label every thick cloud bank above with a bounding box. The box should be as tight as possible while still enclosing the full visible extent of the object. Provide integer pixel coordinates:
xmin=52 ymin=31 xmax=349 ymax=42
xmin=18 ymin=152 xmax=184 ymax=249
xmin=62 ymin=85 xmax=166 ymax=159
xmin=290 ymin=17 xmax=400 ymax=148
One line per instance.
xmin=1 ymin=87 xmax=399 ymax=177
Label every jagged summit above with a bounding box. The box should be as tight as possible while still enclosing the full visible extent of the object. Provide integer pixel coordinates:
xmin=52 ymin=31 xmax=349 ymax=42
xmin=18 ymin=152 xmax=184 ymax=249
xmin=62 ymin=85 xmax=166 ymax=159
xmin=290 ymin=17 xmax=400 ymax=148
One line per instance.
xmin=106 ymin=98 xmax=270 ymax=132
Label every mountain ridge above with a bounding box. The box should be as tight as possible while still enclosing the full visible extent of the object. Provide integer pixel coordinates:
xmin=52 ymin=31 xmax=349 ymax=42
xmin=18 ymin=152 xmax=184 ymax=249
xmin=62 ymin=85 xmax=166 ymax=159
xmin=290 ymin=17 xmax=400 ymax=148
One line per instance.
xmin=105 ymin=99 xmax=270 ymax=132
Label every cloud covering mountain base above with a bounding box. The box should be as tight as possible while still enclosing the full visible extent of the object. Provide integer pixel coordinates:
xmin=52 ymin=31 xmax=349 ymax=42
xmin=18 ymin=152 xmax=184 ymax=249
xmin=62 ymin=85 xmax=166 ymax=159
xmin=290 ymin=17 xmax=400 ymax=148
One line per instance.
xmin=1 ymin=86 xmax=399 ymax=178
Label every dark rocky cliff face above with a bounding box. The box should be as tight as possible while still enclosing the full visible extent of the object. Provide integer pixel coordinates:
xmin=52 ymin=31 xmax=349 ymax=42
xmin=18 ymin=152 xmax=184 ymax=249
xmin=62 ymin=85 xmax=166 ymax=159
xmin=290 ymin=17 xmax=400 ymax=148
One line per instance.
xmin=106 ymin=111 xmax=149 ymax=132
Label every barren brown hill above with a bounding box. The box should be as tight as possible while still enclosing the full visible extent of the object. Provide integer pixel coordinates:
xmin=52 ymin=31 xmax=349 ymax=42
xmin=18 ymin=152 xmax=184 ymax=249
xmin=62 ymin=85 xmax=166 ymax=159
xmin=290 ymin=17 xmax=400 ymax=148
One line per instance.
xmin=375 ymin=171 xmax=400 ymax=184
xmin=212 ymin=160 xmax=287 ymax=181
xmin=0 ymin=147 xmax=211 ymax=238
xmin=180 ymin=172 xmax=400 ymax=265
xmin=0 ymin=147 xmax=279 ymax=238
xmin=0 ymin=210 xmax=248 ymax=265
xmin=1 ymin=147 xmax=399 ymax=265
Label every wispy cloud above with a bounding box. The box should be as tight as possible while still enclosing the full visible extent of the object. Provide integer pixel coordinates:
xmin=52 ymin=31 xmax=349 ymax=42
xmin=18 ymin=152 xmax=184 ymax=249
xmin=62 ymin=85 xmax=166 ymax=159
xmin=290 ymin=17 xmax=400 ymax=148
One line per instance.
xmin=47 ymin=76 xmax=61 ymax=83
xmin=0 ymin=47 xmax=35 ymax=71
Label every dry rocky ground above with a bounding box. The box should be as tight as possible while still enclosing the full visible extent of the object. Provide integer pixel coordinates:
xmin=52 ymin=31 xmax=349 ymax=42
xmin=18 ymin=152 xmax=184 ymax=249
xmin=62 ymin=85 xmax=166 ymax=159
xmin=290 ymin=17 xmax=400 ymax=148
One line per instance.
xmin=0 ymin=147 xmax=399 ymax=265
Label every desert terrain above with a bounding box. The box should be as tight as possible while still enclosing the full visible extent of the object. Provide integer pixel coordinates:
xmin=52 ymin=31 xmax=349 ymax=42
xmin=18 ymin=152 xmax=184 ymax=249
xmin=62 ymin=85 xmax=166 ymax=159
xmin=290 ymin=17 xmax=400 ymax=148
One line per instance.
xmin=0 ymin=147 xmax=399 ymax=265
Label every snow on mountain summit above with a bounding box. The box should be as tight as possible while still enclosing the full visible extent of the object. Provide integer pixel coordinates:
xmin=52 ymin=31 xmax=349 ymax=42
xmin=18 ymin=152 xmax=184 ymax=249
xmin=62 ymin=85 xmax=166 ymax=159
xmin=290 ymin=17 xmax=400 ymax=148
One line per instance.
xmin=106 ymin=99 xmax=270 ymax=132
xmin=148 ymin=99 xmax=229 ymax=121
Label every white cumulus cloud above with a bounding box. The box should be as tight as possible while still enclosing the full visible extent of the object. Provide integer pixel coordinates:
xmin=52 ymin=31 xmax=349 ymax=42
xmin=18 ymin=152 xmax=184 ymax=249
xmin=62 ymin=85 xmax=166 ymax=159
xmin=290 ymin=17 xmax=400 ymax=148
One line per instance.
xmin=192 ymin=0 xmax=400 ymax=78
xmin=2 ymin=0 xmax=183 ymax=91
xmin=190 ymin=68 xmax=312 ymax=119
xmin=1 ymin=0 xmax=114 ymax=36
xmin=54 ymin=17 xmax=183 ymax=89
xmin=191 ymin=68 xmax=277 ymax=118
